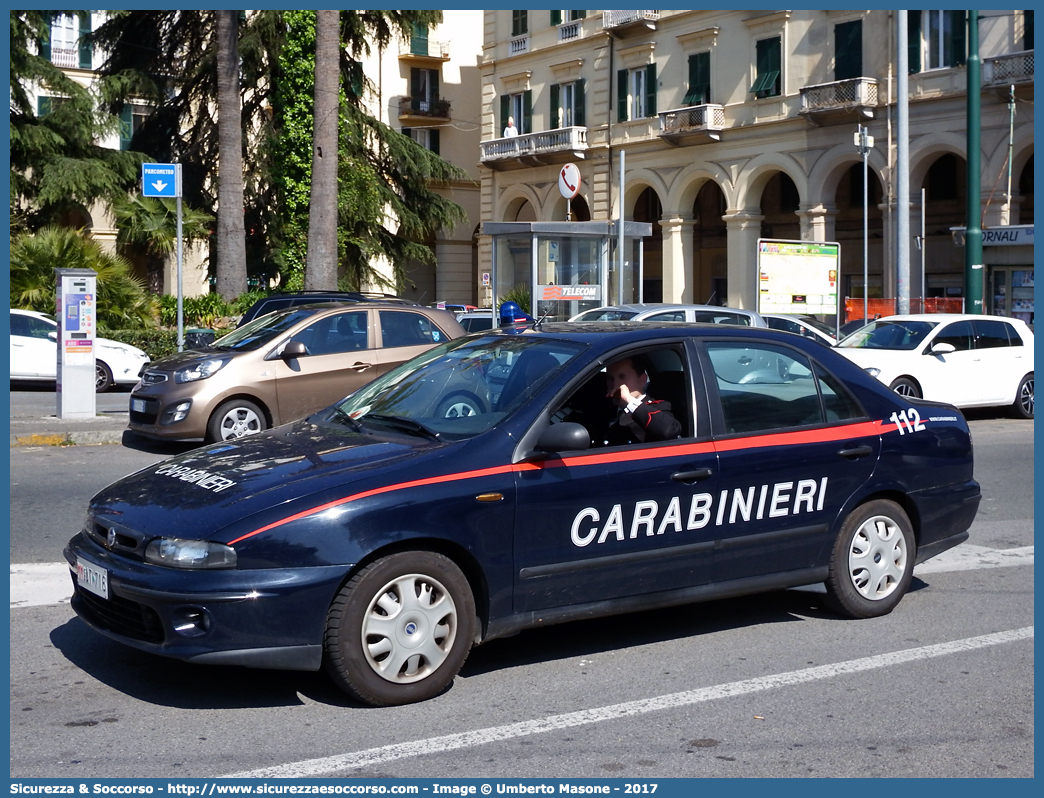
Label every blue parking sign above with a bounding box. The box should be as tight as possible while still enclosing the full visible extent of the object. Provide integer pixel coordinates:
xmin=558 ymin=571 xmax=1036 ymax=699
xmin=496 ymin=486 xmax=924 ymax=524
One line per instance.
xmin=142 ymin=163 xmax=181 ymax=198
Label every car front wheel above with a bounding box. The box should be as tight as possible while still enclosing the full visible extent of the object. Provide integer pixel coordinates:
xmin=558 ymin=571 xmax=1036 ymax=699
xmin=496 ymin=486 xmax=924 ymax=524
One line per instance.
xmin=435 ymin=392 xmax=484 ymax=419
xmin=207 ymin=399 xmax=266 ymax=442
xmin=888 ymin=377 xmax=921 ymax=399
xmin=824 ymin=499 xmax=916 ymax=619
xmin=1012 ymin=372 xmax=1033 ymax=419
xmin=95 ymin=361 xmax=113 ymax=393
xmin=324 ymin=551 xmax=476 ymax=706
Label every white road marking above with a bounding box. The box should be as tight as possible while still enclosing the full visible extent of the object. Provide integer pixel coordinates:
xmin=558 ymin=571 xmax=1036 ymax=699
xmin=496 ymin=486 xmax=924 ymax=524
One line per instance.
xmin=221 ymin=627 xmax=1034 ymax=779
xmin=10 ymin=544 xmax=1034 ymax=609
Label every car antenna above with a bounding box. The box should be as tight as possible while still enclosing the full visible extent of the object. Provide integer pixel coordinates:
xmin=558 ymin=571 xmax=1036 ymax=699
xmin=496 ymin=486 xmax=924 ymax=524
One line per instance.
xmin=532 ymin=307 xmax=553 ymax=329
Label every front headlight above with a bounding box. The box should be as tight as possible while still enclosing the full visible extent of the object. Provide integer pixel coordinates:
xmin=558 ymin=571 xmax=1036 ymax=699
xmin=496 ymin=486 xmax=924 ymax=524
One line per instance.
xmin=864 ymin=367 xmax=881 ymax=378
xmin=175 ymin=357 xmax=229 ymax=383
xmin=145 ymin=538 xmax=237 ymax=569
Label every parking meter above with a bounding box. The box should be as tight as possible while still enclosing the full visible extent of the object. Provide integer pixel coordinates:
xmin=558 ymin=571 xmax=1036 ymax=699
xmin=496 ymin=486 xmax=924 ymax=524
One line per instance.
xmin=55 ymin=268 xmax=97 ymax=419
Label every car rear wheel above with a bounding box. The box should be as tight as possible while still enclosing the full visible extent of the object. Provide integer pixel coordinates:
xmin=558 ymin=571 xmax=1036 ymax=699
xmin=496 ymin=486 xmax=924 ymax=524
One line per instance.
xmin=207 ymin=399 xmax=266 ymax=442
xmin=888 ymin=377 xmax=921 ymax=399
xmin=323 ymin=551 xmax=476 ymax=706
xmin=824 ymin=499 xmax=916 ymax=619
xmin=95 ymin=361 xmax=113 ymax=393
xmin=1011 ymin=373 xmax=1033 ymax=419
xmin=435 ymin=392 xmax=484 ymax=419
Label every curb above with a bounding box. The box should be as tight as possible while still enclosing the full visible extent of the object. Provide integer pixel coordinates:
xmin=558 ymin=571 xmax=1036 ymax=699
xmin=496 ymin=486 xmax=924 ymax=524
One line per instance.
xmin=10 ymin=430 xmax=128 ymax=447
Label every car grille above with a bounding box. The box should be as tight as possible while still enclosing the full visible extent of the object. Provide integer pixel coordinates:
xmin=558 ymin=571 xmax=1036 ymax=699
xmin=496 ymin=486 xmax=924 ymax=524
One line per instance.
xmin=71 ymin=575 xmax=165 ymax=644
xmin=85 ymin=518 xmax=148 ymax=561
xmin=129 ymin=394 xmax=160 ymax=425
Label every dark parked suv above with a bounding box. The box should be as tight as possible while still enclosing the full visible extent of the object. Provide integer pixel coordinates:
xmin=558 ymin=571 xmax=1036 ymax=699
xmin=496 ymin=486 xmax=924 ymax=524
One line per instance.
xmin=237 ymin=291 xmax=418 ymax=327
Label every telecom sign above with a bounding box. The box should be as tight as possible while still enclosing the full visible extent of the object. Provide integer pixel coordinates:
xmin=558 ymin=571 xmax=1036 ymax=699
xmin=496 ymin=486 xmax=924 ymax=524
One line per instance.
xmin=142 ymin=163 xmax=182 ymax=198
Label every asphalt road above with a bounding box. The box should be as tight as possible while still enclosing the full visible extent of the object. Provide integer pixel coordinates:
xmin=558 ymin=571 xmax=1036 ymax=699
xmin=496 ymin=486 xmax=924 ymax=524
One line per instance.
xmin=8 ymin=414 xmax=1034 ymax=778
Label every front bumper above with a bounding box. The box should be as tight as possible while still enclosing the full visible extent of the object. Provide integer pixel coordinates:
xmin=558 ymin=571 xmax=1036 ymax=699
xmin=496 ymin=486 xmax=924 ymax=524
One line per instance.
xmin=64 ymin=533 xmax=351 ymax=671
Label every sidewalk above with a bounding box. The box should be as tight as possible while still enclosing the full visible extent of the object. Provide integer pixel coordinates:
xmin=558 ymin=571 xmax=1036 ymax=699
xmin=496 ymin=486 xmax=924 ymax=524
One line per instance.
xmin=9 ymin=409 xmax=130 ymax=446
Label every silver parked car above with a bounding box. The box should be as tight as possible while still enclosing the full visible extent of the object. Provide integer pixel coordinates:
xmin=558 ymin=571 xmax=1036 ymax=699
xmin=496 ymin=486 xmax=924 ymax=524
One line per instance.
xmin=568 ymin=303 xmax=767 ymax=327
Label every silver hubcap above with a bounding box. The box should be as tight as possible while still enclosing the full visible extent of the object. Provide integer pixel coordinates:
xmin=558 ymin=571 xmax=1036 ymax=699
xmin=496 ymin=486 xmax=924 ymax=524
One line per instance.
xmin=893 ymin=382 xmax=916 ymax=397
xmin=219 ymin=407 xmax=262 ymax=439
xmin=1019 ymin=378 xmax=1033 ymax=415
xmin=361 ymin=573 xmax=457 ymax=684
xmin=848 ymin=515 xmax=908 ymax=600
xmin=443 ymin=401 xmax=477 ymax=418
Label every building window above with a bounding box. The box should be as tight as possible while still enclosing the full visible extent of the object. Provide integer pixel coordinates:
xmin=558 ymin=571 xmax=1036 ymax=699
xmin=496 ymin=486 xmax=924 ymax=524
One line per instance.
xmin=683 ymin=52 xmax=710 ymax=105
xmin=512 ymin=11 xmax=528 ymax=37
xmin=834 ymin=20 xmax=862 ymax=81
xmin=410 ymin=67 xmax=439 ymax=113
xmin=119 ymin=104 xmax=150 ymax=151
xmin=402 ymin=127 xmax=440 ymax=155
xmin=500 ymin=90 xmax=532 ymax=135
xmin=909 ymin=10 xmax=966 ymax=72
xmin=410 ymin=22 xmax=429 ymax=56
xmin=550 ymin=11 xmax=586 ymax=25
xmin=1023 ymin=10 xmax=1033 ymax=50
xmin=550 ymin=79 xmax=585 ymax=128
xmin=617 ymin=64 xmax=656 ymax=121
xmin=42 ymin=12 xmax=92 ymax=69
xmin=751 ymin=37 xmax=781 ymax=98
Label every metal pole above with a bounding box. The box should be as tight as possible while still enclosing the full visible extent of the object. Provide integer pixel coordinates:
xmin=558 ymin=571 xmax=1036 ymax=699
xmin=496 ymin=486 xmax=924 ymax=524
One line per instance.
xmin=965 ymin=10 xmax=984 ymax=313
xmin=618 ymin=149 xmax=625 ymax=303
xmin=1006 ymin=84 xmax=1015 ymax=214
xmin=176 ymin=195 xmax=184 ymax=352
xmin=896 ymin=11 xmax=910 ymax=315
xmin=860 ymin=124 xmax=869 ymax=323
xmin=921 ymin=187 xmax=926 ymax=312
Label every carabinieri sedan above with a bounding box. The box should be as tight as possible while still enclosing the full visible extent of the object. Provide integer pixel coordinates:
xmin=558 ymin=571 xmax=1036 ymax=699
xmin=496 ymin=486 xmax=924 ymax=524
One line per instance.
xmin=65 ymin=322 xmax=980 ymax=706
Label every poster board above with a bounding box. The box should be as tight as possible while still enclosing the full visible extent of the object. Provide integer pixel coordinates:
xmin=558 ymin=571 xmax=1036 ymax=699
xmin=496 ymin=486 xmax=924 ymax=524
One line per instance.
xmin=757 ymin=239 xmax=839 ymax=315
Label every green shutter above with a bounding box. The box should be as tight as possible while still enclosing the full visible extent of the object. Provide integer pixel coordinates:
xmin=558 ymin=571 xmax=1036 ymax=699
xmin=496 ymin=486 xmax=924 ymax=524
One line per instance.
xmin=39 ymin=14 xmax=52 ymax=61
xmin=575 ymin=11 xmax=587 ymax=21
xmin=834 ymin=20 xmax=862 ymax=81
xmin=549 ymin=83 xmax=560 ymax=129
xmin=684 ymin=52 xmax=710 ymax=105
xmin=119 ymin=104 xmax=133 ymax=150
xmin=500 ymin=94 xmax=510 ymax=135
xmin=430 ymin=128 xmax=440 ymax=155
xmin=522 ymin=89 xmax=532 ymax=134
xmin=645 ymin=63 xmax=657 ymax=116
xmin=908 ymin=11 xmax=922 ymax=73
xmin=550 ymin=11 xmax=562 ymax=26
xmin=348 ymin=60 xmax=363 ymax=97
xmin=411 ymin=22 xmax=428 ymax=56
xmin=78 ymin=12 xmax=92 ymax=68
xmin=754 ymin=37 xmax=781 ymax=97
xmin=575 ymin=78 xmax=585 ymax=127
xmin=37 ymin=96 xmax=52 ymax=117
xmin=431 ymin=70 xmax=439 ymax=103
xmin=949 ymin=10 xmax=967 ymax=66
xmin=617 ymin=69 xmax=628 ymax=122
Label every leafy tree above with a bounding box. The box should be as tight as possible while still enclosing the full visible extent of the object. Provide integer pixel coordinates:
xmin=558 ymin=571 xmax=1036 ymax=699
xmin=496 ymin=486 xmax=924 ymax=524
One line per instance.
xmin=215 ymin=10 xmax=248 ymax=299
xmin=110 ymin=194 xmax=213 ymax=294
xmin=9 ymin=11 xmax=142 ymax=230
xmin=10 ymin=227 xmax=156 ymax=328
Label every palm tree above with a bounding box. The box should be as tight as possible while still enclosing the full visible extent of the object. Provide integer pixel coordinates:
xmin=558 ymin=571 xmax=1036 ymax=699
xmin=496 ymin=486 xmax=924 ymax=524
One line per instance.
xmin=305 ymin=10 xmax=340 ymax=289
xmin=215 ymin=10 xmax=247 ymax=299
xmin=111 ymin=194 xmax=213 ymax=294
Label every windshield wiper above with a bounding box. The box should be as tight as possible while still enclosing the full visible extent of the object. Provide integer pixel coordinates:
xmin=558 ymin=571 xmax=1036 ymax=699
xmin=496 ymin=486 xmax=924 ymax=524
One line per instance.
xmin=363 ymin=414 xmax=441 ymax=441
xmin=328 ymin=406 xmax=363 ymax=432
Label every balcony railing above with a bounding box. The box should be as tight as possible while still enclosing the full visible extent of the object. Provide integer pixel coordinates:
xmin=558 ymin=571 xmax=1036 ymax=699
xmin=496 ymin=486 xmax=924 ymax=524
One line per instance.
xmin=658 ymin=104 xmax=725 ymax=140
xmin=602 ymin=10 xmax=660 ymax=29
xmin=800 ymin=77 xmax=878 ymax=112
xmin=480 ymin=126 xmax=588 ymax=164
xmin=399 ymin=39 xmax=450 ymax=59
xmin=50 ymin=46 xmax=79 ymax=68
xmin=509 ymin=34 xmax=530 ymax=56
xmin=398 ymin=97 xmax=451 ymax=119
xmin=983 ymin=50 xmax=1034 ymax=86
xmin=558 ymin=21 xmax=582 ymax=42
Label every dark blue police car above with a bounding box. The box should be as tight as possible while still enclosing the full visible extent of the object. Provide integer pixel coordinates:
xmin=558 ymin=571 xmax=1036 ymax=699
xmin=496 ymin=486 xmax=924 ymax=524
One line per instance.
xmin=65 ymin=323 xmax=980 ymax=706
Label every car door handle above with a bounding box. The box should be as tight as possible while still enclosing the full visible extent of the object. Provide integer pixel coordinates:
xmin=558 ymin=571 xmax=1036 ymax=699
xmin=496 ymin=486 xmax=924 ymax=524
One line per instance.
xmin=350 ymin=362 xmax=373 ymax=372
xmin=672 ymin=468 xmax=714 ymax=483
xmin=837 ymin=445 xmax=873 ymax=459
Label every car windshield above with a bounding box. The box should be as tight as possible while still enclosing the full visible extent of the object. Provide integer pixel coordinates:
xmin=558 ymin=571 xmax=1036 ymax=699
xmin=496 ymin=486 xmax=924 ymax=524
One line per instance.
xmin=574 ymin=309 xmax=638 ymax=322
xmin=329 ymin=335 xmax=587 ymax=441
xmin=836 ymin=319 xmax=938 ymax=350
xmin=211 ymin=308 xmax=318 ymax=351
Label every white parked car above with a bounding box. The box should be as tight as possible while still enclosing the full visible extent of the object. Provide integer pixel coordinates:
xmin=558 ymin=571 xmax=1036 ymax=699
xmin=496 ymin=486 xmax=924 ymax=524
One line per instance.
xmin=835 ymin=314 xmax=1033 ymax=418
xmin=763 ymin=313 xmax=838 ymax=346
xmin=569 ymin=303 xmax=767 ymax=327
xmin=9 ymin=308 xmax=150 ymax=392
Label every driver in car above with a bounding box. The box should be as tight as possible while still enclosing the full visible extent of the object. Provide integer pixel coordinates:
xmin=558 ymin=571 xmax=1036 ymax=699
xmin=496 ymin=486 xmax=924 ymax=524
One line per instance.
xmin=605 ymin=355 xmax=682 ymax=445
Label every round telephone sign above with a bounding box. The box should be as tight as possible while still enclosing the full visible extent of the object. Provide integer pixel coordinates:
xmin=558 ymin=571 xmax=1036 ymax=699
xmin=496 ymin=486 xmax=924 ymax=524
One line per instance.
xmin=558 ymin=163 xmax=581 ymax=199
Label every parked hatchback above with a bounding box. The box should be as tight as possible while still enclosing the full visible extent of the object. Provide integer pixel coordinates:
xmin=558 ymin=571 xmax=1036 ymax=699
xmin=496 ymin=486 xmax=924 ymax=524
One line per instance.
xmin=129 ymin=303 xmax=464 ymax=441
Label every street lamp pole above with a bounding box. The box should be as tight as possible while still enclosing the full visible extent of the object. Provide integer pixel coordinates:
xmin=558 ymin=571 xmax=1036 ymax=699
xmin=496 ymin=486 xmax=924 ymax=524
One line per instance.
xmin=855 ymin=124 xmax=874 ymax=324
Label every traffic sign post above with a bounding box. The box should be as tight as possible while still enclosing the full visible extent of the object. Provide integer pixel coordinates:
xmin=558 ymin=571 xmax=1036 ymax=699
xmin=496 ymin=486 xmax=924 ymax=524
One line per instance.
xmin=142 ymin=164 xmax=186 ymax=350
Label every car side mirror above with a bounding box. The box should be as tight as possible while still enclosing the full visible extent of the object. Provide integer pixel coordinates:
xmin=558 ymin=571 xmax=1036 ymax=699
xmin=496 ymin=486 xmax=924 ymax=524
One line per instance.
xmin=48 ymin=331 xmax=57 ymax=341
xmin=535 ymin=422 xmax=590 ymax=453
xmin=280 ymin=340 xmax=308 ymax=360
xmin=928 ymin=342 xmax=956 ymax=355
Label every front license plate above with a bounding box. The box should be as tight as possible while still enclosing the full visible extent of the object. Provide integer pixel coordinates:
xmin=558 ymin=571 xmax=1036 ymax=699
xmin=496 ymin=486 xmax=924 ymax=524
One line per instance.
xmin=76 ymin=558 xmax=109 ymax=599
xmin=130 ymin=398 xmax=146 ymax=413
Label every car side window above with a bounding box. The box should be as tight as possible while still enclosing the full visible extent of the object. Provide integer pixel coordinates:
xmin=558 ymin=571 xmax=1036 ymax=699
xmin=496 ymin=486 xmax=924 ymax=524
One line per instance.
xmin=380 ymin=311 xmax=444 ymax=348
xmin=706 ymin=342 xmax=827 ymax=433
xmin=933 ymin=321 xmax=974 ymax=352
xmin=295 ymin=311 xmax=368 ymax=355
xmin=10 ymin=314 xmax=31 ymax=337
xmin=973 ymin=319 xmax=1012 ymax=349
xmin=693 ymin=311 xmax=751 ymax=326
xmin=646 ymin=311 xmax=686 ymax=322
